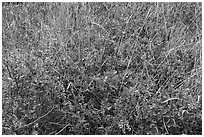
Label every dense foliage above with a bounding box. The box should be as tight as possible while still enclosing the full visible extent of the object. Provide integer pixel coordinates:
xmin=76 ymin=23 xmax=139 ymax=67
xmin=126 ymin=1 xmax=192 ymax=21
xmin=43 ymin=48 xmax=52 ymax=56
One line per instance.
xmin=2 ymin=2 xmax=202 ymax=135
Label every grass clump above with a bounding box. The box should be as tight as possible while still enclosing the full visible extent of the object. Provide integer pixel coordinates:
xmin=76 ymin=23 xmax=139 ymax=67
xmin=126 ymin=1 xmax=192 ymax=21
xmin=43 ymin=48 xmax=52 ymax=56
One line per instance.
xmin=2 ymin=2 xmax=202 ymax=135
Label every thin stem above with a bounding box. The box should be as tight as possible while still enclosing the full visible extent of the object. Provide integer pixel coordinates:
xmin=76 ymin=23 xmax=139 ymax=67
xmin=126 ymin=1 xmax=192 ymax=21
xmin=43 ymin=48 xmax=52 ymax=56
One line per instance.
xmin=18 ymin=106 xmax=55 ymax=129
xmin=55 ymin=123 xmax=71 ymax=135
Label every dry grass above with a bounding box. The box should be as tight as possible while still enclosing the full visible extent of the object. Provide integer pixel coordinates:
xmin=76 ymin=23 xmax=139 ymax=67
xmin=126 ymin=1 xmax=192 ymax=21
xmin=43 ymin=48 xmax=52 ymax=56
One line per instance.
xmin=2 ymin=2 xmax=202 ymax=135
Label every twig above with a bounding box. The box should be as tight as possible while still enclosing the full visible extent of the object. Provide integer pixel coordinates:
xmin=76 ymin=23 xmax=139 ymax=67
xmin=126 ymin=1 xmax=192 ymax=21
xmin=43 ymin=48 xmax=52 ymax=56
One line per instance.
xmin=49 ymin=122 xmax=63 ymax=126
xmin=55 ymin=123 xmax=71 ymax=135
xmin=163 ymin=117 xmax=169 ymax=134
xmin=52 ymin=68 xmax=60 ymax=75
xmin=48 ymin=130 xmax=58 ymax=135
xmin=91 ymin=21 xmax=109 ymax=37
xmin=18 ymin=106 xmax=55 ymax=129
xmin=161 ymin=98 xmax=182 ymax=104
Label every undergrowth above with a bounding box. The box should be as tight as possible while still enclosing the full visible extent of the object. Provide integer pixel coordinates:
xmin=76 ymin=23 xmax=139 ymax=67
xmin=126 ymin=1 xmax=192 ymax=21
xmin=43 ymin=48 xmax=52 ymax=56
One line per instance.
xmin=2 ymin=2 xmax=202 ymax=135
